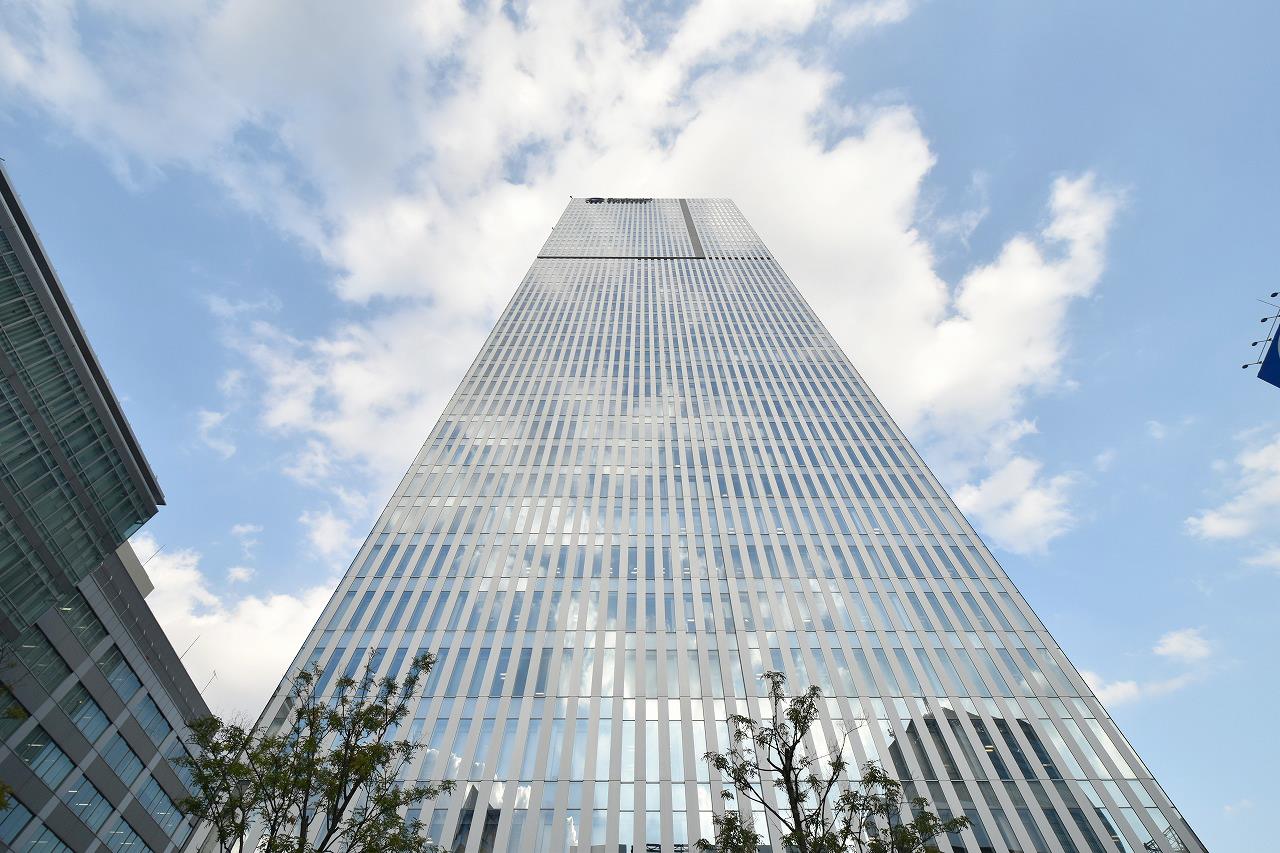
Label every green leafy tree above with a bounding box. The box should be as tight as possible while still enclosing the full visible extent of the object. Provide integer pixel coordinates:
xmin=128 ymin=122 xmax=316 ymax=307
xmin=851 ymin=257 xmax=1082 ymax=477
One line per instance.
xmin=695 ymin=806 xmax=763 ymax=853
xmin=179 ymin=653 xmax=453 ymax=853
xmin=697 ymin=671 xmax=969 ymax=853
xmin=179 ymin=716 xmax=255 ymax=849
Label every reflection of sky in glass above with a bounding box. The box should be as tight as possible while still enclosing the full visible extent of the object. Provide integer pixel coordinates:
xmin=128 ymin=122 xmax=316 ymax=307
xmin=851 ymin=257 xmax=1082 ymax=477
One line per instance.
xmin=248 ymin=199 xmax=1202 ymax=853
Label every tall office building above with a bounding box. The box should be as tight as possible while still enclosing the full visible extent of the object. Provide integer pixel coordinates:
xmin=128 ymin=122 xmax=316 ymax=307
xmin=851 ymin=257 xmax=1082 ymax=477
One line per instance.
xmin=260 ymin=198 xmax=1203 ymax=853
xmin=0 ymin=165 xmax=206 ymax=852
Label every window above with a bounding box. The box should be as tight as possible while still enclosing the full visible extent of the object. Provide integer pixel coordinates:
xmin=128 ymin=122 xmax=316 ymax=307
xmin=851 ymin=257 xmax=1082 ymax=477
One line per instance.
xmin=58 ymin=683 xmax=110 ymax=743
xmin=57 ymin=771 xmax=112 ymax=831
xmin=101 ymin=733 xmax=144 ymax=785
xmin=15 ymin=628 xmax=71 ymax=693
xmin=57 ymin=593 xmax=108 ymax=651
xmin=137 ymin=775 xmax=184 ymax=836
xmin=15 ymin=725 xmax=73 ymax=788
xmin=103 ymin=815 xmax=152 ymax=852
xmin=0 ymin=798 xmax=33 ymax=843
xmin=163 ymin=738 xmax=196 ymax=793
xmin=133 ymin=694 xmax=171 ymax=746
xmin=23 ymin=823 xmax=74 ymax=852
xmin=97 ymin=646 xmax=141 ymax=701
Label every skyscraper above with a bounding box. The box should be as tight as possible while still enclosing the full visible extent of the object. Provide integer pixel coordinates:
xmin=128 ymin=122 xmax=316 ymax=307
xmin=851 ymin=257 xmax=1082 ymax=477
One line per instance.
xmin=259 ymin=198 xmax=1203 ymax=853
xmin=0 ymin=164 xmax=206 ymax=852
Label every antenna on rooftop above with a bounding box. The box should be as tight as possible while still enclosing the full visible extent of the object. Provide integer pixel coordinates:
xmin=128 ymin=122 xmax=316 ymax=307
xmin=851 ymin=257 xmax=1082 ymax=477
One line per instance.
xmin=1244 ymin=297 xmax=1280 ymax=384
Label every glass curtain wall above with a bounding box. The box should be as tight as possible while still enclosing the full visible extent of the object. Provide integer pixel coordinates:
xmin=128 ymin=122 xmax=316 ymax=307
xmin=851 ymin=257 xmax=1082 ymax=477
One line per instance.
xmin=254 ymin=198 xmax=1203 ymax=853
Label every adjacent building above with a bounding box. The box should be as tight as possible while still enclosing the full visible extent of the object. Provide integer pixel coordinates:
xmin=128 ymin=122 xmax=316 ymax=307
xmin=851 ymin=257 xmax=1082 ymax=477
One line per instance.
xmin=0 ymin=164 xmax=206 ymax=851
xmin=257 ymin=197 xmax=1205 ymax=853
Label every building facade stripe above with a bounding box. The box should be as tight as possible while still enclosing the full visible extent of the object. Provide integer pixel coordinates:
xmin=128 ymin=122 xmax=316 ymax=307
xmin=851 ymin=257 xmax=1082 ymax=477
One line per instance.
xmin=251 ymin=198 xmax=1202 ymax=853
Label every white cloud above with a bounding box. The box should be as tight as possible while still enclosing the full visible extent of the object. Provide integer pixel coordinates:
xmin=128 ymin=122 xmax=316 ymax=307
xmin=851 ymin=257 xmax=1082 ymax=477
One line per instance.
xmin=227 ymin=566 xmax=254 ymax=583
xmin=1093 ymin=449 xmax=1116 ymax=472
xmin=954 ymin=457 xmax=1075 ymax=554
xmin=229 ymin=522 xmax=262 ymax=556
xmin=1186 ymin=432 xmax=1280 ymax=541
xmin=950 ymin=420 xmax=1076 ymax=554
xmin=834 ymin=0 xmax=913 ymax=33
xmin=1080 ymin=670 xmax=1197 ymax=707
xmin=1146 ymin=419 xmax=1167 ymax=440
xmin=931 ymin=171 xmax=990 ymax=248
xmin=195 ymin=408 xmax=235 ymax=459
xmin=206 ymin=294 xmax=280 ymax=319
xmin=1081 ymin=627 xmax=1214 ymax=708
xmin=1189 ymin=512 xmax=1253 ymax=540
xmin=1079 ymin=671 xmax=1141 ymax=706
xmin=1 ymin=1 xmax=1120 ymax=559
xmin=1153 ymin=627 xmax=1211 ymax=664
xmin=131 ymin=532 xmax=331 ymax=717
xmin=217 ymin=368 xmax=246 ymax=398
xmin=281 ymin=439 xmax=336 ymax=486
xmin=877 ymin=173 xmax=1120 ymax=444
xmin=299 ymin=507 xmax=362 ymax=565
xmin=236 ymin=311 xmax=483 ymax=485
xmin=1243 ymin=547 xmax=1280 ymax=572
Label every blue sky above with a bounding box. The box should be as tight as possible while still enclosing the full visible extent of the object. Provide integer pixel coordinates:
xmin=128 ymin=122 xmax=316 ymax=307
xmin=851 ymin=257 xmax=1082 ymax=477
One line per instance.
xmin=1 ymin=1 xmax=1275 ymax=848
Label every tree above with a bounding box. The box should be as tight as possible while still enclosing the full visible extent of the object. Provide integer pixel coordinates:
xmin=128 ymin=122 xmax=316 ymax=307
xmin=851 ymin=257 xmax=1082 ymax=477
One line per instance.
xmin=179 ymin=652 xmax=453 ymax=853
xmin=696 ymin=671 xmax=969 ymax=853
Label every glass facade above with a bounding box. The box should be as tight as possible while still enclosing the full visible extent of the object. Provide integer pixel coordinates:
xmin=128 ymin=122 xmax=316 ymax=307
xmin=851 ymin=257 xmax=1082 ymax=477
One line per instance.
xmin=0 ymin=165 xmax=205 ymax=852
xmin=259 ymin=197 xmax=1204 ymax=853
xmin=0 ymin=166 xmax=162 ymax=637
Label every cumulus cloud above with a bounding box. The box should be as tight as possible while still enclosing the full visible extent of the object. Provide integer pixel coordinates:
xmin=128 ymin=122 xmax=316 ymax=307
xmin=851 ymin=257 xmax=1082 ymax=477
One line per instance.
xmin=1 ymin=0 xmax=1120 ymax=557
xmin=1185 ymin=432 xmax=1280 ymax=541
xmin=950 ymin=420 xmax=1077 ymax=554
xmin=132 ymin=532 xmax=331 ymax=717
xmin=954 ymin=457 xmax=1076 ymax=554
xmin=299 ymin=507 xmax=362 ymax=565
xmin=1153 ymin=627 xmax=1211 ymax=664
xmin=1081 ymin=627 xmax=1214 ymax=707
xmin=1080 ymin=670 xmax=1197 ymax=707
xmin=887 ymin=173 xmax=1119 ymax=445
